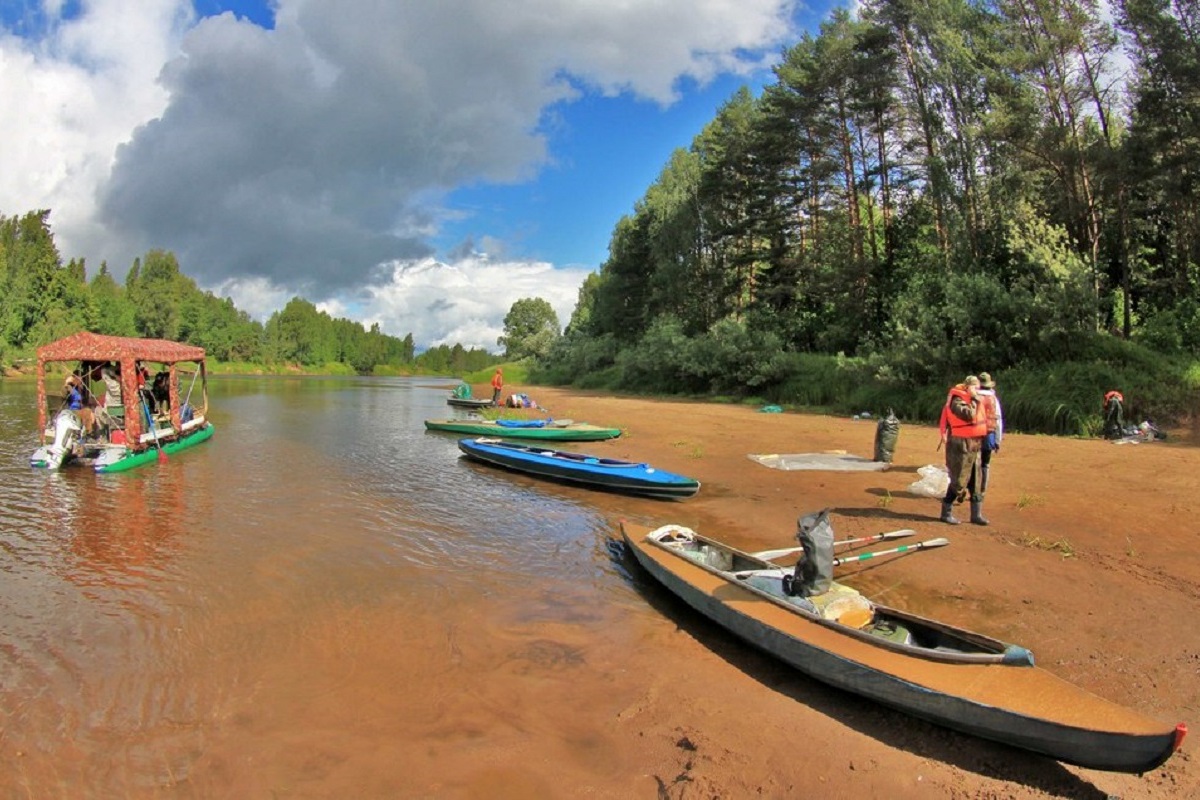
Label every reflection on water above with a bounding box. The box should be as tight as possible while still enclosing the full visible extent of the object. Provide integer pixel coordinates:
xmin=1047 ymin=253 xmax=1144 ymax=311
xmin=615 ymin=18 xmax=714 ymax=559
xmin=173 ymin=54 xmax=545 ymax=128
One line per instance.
xmin=0 ymin=376 xmax=643 ymax=795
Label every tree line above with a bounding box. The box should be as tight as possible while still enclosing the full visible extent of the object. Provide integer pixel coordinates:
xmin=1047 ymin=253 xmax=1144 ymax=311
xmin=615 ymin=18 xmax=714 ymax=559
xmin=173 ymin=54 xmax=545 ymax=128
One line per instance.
xmin=0 ymin=210 xmax=499 ymax=375
xmin=536 ymin=0 xmax=1200 ymax=433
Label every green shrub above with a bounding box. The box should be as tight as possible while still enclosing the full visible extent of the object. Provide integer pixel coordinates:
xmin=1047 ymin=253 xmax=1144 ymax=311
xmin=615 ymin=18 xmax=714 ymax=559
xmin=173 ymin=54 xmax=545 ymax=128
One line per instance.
xmin=614 ymin=316 xmax=693 ymax=393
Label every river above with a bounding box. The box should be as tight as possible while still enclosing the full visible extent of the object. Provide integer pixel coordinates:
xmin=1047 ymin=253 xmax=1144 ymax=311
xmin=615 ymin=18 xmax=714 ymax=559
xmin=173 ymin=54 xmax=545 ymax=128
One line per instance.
xmin=0 ymin=376 xmax=661 ymax=797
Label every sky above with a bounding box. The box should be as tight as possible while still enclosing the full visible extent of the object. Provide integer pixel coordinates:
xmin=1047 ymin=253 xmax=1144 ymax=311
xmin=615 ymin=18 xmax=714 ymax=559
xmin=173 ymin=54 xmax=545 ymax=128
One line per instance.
xmin=0 ymin=0 xmax=840 ymax=352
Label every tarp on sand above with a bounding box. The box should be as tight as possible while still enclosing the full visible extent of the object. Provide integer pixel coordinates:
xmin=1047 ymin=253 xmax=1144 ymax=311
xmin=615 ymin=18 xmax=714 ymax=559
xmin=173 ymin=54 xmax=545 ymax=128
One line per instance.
xmin=748 ymin=452 xmax=889 ymax=472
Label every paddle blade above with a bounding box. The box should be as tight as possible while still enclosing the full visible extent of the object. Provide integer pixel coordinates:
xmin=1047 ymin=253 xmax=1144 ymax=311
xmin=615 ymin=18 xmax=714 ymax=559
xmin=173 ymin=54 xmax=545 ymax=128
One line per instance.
xmin=157 ymin=448 xmax=168 ymax=463
xmin=920 ymin=537 xmax=951 ymax=548
xmin=752 ymin=545 xmax=803 ymax=561
xmin=879 ymin=529 xmax=917 ymax=540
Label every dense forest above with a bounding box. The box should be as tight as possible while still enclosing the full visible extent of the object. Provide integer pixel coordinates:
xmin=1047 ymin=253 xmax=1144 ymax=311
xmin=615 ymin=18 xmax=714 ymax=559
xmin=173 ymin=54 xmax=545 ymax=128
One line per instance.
xmin=536 ymin=0 xmax=1200 ymax=434
xmin=0 ymin=210 xmax=500 ymax=376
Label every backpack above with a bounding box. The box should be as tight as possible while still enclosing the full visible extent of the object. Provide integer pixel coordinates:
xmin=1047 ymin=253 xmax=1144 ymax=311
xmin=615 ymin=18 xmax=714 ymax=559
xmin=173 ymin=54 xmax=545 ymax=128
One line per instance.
xmin=783 ymin=509 xmax=835 ymax=597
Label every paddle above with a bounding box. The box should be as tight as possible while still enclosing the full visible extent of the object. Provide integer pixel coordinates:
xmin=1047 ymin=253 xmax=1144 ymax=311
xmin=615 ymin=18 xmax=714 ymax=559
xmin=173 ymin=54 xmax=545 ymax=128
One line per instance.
xmin=141 ymin=395 xmax=168 ymax=463
xmin=753 ymin=529 xmax=915 ymax=561
xmin=832 ymin=537 xmax=949 ymax=567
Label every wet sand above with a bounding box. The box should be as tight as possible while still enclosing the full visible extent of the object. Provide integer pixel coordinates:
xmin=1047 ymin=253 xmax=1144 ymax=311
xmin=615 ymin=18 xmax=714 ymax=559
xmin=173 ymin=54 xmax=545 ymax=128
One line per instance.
xmin=512 ymin=386 xmax=1199 ymax=799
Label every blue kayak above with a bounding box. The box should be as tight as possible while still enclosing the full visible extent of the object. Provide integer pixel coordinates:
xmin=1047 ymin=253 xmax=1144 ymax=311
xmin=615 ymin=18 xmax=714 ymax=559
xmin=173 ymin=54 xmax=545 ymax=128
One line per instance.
xmin=457 ymin=438 xmax=700 ymax=499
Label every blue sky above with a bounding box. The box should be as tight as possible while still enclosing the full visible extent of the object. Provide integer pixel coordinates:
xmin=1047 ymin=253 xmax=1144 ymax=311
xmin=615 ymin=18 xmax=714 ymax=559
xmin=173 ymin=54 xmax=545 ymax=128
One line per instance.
xmin=0 ymin=0 xmax=839 ymax=350
xmin=436 ymin=76 xmax=769 ymax=269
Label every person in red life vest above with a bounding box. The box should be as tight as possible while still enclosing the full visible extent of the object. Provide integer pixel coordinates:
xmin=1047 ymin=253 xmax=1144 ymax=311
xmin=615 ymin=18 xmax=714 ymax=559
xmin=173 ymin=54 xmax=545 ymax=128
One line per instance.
xmin=977 ymin=372 xmax=1003 ymax=493
xmin=937 ymin=375 xmax=988 ymax=525
xmin=490 ymin=368 xmax=504 ymax=405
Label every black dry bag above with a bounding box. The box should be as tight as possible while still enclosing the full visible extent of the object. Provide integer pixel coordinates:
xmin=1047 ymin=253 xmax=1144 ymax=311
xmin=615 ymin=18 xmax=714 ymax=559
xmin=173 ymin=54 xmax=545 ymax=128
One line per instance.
xmin=783 ymin=509 xmax=835 ymax=597
xmin=874 ymin=408 xmax=900 ymax=463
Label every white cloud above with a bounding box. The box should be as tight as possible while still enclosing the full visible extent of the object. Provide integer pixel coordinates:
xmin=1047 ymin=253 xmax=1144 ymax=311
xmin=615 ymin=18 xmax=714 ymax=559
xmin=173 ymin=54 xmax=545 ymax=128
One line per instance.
xmin=359 ymin=254 xmax=590 ymax=352
xmin=0 ymin=0 xmax=191 ymax=265
xmin=1 ymin=0 xmax=799 ymax=348
xmin=217 ymin=252 xmax=589 ymax=353
xmin=210 ymin=274 xmax=294 ymax=322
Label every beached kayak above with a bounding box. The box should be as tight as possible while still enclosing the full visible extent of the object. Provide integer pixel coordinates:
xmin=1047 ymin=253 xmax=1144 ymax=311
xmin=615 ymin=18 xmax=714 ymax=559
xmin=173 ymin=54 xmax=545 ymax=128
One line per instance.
xmin=424 ymin=418 xmax=621 ymax=441
xmin=621 ymin=519 xmax=1186 ymax=773
xmin=458 ymin=437 xmax=698 ymax=498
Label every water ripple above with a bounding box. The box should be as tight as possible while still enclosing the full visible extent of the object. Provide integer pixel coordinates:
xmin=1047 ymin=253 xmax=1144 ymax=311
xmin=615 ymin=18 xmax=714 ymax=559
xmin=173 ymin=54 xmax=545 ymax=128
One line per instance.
xmin=0 ymin=376 xmax=628 ymax=795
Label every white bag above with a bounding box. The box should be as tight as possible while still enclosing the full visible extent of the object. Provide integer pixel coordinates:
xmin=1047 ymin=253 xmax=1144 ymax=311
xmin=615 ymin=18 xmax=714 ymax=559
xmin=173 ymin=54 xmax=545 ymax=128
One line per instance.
xmin=909 ymin=464 xmax=950 ymax=498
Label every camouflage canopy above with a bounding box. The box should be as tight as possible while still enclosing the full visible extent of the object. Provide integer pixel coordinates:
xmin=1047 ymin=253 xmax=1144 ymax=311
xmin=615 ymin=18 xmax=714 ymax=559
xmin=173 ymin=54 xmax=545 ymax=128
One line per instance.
xmin=34 ymin=332 xmax=208 ymax=450
xmin=36 ymin=331 xmax=206 ymax=365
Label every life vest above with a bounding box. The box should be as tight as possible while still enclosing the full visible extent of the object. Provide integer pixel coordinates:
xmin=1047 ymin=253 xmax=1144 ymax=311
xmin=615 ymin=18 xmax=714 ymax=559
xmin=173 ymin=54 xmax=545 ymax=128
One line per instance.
xmin=1104 ymin=390 xmax=1124 ymax=408
xmin=979 ymin=391 xmax=1000 ymax=433
xmin=941 ymin=385 xmax=987 ymax=438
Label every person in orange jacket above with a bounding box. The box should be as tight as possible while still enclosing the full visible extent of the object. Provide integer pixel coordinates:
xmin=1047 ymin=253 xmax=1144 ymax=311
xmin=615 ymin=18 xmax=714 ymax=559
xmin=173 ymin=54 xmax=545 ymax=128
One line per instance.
xmin=937 ymin=375 xmax=988 ymax=525
xmin=490 ymin=368 xmax=504 ymax=405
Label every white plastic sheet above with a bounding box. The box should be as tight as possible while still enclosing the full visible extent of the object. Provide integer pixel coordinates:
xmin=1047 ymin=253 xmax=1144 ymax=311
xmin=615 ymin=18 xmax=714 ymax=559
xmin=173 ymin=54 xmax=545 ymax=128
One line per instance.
xmin=908 ymin=464 xmax=950 ymax=497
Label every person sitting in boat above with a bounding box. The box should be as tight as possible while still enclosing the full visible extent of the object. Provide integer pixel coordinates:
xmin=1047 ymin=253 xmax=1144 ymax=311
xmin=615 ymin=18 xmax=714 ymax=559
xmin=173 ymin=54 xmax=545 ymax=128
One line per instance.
xmin=61 ymin=373 xmax=97 ymax=436
xmin=99 ymin=362 xmax=122 ymax=406
xmin=62 ymin=373 xmax=83 ymax=410
xmin=91 ymin=361 xmax=125 ymax=433
xmin=135 ymin=362 xmax=160 ymax=418
xmin=152 ymin=371 xmax=171 ymax=410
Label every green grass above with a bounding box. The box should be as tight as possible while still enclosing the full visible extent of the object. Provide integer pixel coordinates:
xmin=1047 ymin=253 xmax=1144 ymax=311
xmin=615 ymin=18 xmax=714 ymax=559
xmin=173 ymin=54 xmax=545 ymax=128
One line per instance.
xmin=1015 ymin=493 xmax=1044 ymax=510
xmin=671 ymin=439 xmax=703 ymax=458
xmin=1017 ymin=535 xmax=1076 ymax=559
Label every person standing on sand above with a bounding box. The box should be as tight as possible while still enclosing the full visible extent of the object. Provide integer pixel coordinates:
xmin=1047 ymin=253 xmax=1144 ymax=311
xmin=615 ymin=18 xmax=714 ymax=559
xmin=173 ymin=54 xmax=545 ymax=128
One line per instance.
xmin=937 ymin=375 xmax=988 ymax=525
xmin=490 ymin=368 xmax=503 ymax=405
xmin=977 ymin=372 xmax=1003 ymax=493
xmin=1103 ymin=390 xmax=1125 ymax=439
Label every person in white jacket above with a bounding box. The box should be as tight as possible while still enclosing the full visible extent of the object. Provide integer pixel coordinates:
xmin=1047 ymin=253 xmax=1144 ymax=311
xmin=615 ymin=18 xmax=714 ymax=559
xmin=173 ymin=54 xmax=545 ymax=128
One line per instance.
xmin=977 ymin=372 xmax=1003 ymax=494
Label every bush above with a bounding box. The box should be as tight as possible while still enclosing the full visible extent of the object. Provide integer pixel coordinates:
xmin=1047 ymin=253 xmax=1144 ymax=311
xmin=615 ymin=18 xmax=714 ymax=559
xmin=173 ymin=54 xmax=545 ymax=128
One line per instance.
xmin=680 ymin=319 xmax=788 ymax=393
xmin=615 ymin=316 xmax=693 ymax=393
xmin=529 ymin=332 xmax=619 ymax=386
xmin=528 ymin=304 xmax=1195 ymax=437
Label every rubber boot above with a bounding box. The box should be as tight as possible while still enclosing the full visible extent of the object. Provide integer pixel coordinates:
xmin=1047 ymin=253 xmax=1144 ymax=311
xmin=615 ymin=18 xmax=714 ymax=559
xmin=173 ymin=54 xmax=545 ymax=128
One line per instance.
xmin=940 ymin=501 xmax=960 ymax=525
xmin=970 ymin=500 xmax=989 ymax=526
xmin=980 ymin=464 xmax=990 ymax=494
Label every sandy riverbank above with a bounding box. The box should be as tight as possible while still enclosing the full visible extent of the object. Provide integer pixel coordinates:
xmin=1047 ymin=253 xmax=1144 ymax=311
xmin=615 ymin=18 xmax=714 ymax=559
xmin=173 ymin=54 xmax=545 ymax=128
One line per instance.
xmin=507 ymin=385 xmax=1198 ymax=799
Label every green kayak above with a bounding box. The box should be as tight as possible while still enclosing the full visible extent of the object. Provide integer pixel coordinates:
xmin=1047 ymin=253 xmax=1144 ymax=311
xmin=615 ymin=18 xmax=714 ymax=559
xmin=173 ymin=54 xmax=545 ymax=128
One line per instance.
xmin=424 ymin=418 xmax=621 ymax=441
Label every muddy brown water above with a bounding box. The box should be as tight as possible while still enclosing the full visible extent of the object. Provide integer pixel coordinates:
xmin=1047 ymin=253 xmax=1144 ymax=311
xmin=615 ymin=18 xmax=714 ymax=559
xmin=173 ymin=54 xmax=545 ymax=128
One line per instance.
xmin=0 ymin=377 xmax=673 ymax=797
xmin=4 ymin=377 xmax=1197 ymax=799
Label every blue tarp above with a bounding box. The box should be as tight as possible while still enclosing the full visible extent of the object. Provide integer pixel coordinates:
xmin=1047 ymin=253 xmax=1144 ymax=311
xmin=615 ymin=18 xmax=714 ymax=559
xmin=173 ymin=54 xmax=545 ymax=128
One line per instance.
xmin=495 ymin=419 xmax=548 ymax=428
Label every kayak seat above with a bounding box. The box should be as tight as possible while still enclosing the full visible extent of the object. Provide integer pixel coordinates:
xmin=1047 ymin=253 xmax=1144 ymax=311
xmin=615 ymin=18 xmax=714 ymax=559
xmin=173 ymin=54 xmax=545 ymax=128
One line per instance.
xmin=867 ymin=619 xmax=913 ymax=645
